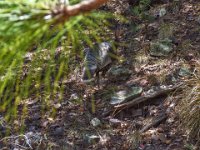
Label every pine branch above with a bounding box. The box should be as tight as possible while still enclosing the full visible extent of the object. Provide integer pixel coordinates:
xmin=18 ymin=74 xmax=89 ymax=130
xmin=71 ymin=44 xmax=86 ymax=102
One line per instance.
xmin=52 ymin=0 xmax=109 ymax=22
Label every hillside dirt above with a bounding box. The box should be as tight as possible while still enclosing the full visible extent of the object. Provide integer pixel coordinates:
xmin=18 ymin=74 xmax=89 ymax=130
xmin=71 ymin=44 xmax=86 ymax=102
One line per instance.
xmin=0 ymin=0 xmax=200 ymax=150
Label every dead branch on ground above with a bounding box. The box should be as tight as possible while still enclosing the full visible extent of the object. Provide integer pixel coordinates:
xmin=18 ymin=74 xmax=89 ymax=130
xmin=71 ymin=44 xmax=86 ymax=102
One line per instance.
xmin=114 ymin=83 xmax=183 ymax=112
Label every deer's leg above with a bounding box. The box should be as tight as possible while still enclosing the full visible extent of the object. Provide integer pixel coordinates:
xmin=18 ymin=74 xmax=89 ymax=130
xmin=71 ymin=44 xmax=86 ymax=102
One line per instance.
xmin=102 ymin=64 xmax=111 ymax=78
xmin=96 ymin=71 xmax=100 ymax=88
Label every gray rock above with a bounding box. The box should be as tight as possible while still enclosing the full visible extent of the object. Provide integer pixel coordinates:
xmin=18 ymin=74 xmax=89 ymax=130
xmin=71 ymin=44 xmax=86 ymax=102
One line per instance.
xmin=150 ymin=38 xmax=173 ymax=56
xmin=178 ymin=68 xmax=192 ymax=77
xmin=84 ymin=134 xmax=100 ymax=144
xmin=110 ymin=86 xmax=143 ymax=105
xmin=90 ymin=118 xmax=101 ymax=127
xmin=109 ymin=118 xmax=123 ymax=127
xmin=69 ymin=93 xmax=79 ymax=101
xmin=159 ymin=8 xmax=167 ymax=17
xmin=107 ymin=66 xmax=132 ymax=81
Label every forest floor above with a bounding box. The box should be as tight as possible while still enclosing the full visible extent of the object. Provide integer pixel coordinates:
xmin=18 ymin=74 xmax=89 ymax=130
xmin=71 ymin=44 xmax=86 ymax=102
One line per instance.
xmin=0 ymin=0 xmax=200 ymax=150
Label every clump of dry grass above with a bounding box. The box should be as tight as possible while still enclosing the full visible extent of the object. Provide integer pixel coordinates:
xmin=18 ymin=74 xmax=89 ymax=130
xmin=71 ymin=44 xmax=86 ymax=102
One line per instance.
xmin=179 ymin=62 xmax=200 ymax=143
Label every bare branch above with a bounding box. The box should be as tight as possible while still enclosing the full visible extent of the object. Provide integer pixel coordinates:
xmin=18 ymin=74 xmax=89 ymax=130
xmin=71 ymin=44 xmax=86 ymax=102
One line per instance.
xmin=53 ymin=0 xmax=109 ymax=22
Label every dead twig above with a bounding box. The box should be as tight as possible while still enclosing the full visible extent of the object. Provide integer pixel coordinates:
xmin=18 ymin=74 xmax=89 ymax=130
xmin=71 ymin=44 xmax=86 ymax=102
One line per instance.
xmin=140 ymin=114 xmax=168 ymax=133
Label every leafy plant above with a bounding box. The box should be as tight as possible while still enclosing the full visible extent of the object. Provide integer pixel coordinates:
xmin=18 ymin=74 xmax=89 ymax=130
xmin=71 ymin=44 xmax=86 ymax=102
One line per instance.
xmin=130 ymin=0 xmax=151 ymax=19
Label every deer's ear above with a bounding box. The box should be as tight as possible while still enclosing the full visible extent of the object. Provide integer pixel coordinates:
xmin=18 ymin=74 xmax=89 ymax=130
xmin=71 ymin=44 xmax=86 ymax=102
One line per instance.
xmin=99 ymin=42 xmax=111 ymax=51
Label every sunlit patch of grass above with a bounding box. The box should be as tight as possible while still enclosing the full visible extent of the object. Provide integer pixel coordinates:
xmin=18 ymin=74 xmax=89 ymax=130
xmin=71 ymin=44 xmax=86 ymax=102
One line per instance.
xmin=134 ymin=51 xmax=149 ymax=65
xmin=178 ymin=62 xmax=200 ymax=144
xmin=179 ymin=40 xmax=193 ymax=52
xmin=153 ymin=59 xmax=173 ymax=84
xmin=158 ymin=23 xmax=174 ymax=39
xmin=128 ymin=130 xmax=141 ymax=149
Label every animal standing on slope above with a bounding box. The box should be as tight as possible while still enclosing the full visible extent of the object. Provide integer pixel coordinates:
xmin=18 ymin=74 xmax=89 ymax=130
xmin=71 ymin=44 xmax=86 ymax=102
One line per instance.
xmin=82 ymin=42 xmax=115 ymax=85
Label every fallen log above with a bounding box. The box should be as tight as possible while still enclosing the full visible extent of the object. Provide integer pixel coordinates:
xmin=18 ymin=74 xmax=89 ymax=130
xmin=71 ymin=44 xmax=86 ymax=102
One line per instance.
xmin=114 ymin=83 xmax=182 ymax=111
